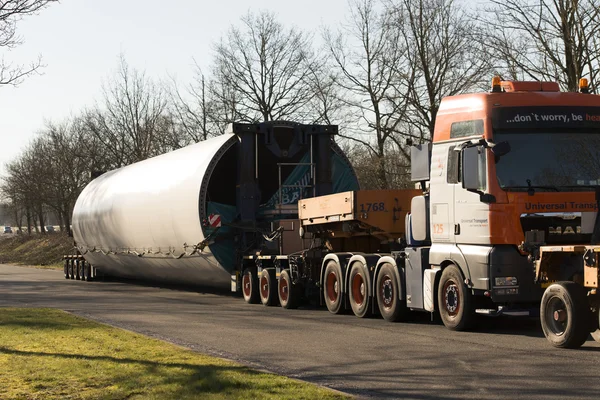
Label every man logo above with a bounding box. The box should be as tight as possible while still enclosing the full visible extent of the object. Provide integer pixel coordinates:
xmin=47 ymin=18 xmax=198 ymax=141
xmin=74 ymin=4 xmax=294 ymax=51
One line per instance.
xmin=548 ymin=226 xmax=581 ymax=235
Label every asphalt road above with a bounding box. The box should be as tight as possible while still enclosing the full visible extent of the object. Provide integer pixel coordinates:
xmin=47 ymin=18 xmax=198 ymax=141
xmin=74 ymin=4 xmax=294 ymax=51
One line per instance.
xmin=1 ymin=264 xmax=599 ymax=400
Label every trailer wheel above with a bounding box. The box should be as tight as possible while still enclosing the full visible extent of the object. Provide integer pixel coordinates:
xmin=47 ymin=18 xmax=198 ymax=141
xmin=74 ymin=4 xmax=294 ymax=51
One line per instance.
xmin=74 ymin=259 xmax=81 ymax=280
xmin=324 ymin=261 xmax=344 ymax=314
xmin=540 ymin=282 xmax=590 ymax=348
xmin=438 ymin=265 xmax=474 ymax=331
xmin=279 ymin=269 xmax=299 ymax=309
xmin=64 ymin=259 xmax=69 ymax=279
xmin=376 ymin=263 xmax=409 ymax=322
xmin=259 ymin=269 xmax=278 ymax=306
xmin=242 ymin=268 xmax=259 ymax=304
xmin=83 ymin=261 xmax=92 ymax=282
xmin=68 ymin=259 xmax=74 ymax=279
xmin=591 ymin=309 xmax=600 ymax=343
xmin=349 ymin=262 xmax=370 ymax=318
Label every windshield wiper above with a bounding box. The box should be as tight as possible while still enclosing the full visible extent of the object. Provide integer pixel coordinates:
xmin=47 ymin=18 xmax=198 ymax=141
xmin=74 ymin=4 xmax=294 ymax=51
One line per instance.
xmin=503 ymin=179 xmax=560 ymax=195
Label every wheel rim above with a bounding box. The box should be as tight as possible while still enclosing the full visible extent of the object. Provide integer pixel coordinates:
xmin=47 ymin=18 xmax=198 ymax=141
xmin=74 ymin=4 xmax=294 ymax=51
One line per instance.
xmin=380 ymin=275 xmax=394 ymax=310
xmin=545 ymin=296 xmax=568 ymax=336
xmin=326 ymin=271 xmax=339 ymax=303
xmin=443 ymin=280 xmax=460 ymax=316
xmin=279 ymin=276 xmax=289 ymax=303
xmin=351 ymin=273 xmax=365 ymax=306
xmin=260 ymin=275 xmax=269 ymax=300
xmin=242 ymin=273 xmax=251 ymax=298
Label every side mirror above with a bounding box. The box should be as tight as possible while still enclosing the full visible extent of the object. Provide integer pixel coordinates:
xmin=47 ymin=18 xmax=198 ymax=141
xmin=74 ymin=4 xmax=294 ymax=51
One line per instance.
xmin=491 ymin=141 xmax=511 ymax=157
xmin=462 ymin=146 xmax=483 ymax=191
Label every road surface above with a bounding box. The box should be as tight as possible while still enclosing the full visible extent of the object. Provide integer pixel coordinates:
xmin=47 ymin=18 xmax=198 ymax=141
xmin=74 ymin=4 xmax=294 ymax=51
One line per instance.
xmin=1 ymin=264 xmax=599 ymax=399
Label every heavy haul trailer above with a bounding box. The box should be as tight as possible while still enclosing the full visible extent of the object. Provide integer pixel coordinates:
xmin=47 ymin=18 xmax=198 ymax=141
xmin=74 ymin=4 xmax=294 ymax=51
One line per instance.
xmin=235 ymin=77 xmax=600 ymax=348
xmin=70 ymin=121 xmax=359 ymax=288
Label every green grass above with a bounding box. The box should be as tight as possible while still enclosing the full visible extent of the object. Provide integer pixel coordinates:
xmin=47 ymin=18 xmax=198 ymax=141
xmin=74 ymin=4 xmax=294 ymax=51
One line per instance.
xmin=0 ymin=234 xmax=73 ymax=268
xmin=0 ymin=308 xmax=348 ymax=400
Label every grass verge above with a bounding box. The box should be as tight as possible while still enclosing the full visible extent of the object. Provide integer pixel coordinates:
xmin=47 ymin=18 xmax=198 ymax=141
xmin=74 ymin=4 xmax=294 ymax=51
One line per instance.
xmin=0 ymin=308 xmax=348 ymax=400
xmin=0 ymin=234 xmax=73 ymax=268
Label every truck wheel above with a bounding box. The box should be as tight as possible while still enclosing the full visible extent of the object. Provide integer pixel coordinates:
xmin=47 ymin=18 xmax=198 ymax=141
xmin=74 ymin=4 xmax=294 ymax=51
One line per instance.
xmin=324 ymin=261 xmax=344 ymax=314
xmin=68 ymin=260 xmax=74 ymax=279
xmin=591 ymin=309 xmax=600 ymax=343
xmin=74 ymin=260 xmax=81 ymax=280
xmin=83 ymin=261 xmax=92 ymax=282
xmin=540 ymin=282 xmax=590 ymax=348
xmin=259 ymin=269 xmax=278 ymax=306
xmin=242 ymin=268 xmax=259 ymax=304
xmin=278 ymin=269 xmax=300 ymax=309
xmin=349 ymin=262 xmax=370 ymax=318
xmin=438 ymin=265 xmax=474 ymax=331
xmin=64 ymin=259 xmax=69 ymax=279
xmin=376 ymin=263 xmax=409 ymax=322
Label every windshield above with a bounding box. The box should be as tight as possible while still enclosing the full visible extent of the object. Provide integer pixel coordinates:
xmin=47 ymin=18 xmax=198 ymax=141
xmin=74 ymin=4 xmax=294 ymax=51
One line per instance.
xmin=494 ymin=131 xmax=600 ymax=191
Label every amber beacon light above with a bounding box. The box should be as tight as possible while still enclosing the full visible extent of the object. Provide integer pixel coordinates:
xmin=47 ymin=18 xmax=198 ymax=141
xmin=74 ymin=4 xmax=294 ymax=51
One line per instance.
xmin=579 ymin=78 xmax=589 ymax=93
xmin=491 ymin=76 xmax=502 ymax=93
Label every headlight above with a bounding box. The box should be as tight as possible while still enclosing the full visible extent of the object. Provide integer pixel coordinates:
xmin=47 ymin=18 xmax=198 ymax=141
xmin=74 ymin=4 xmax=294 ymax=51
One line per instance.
xmin=494 ymin=276 xmax=518 ymax=286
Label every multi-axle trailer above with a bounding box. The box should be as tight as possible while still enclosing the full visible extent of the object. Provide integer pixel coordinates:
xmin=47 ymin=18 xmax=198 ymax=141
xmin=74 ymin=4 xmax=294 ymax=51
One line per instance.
xmin=68 ymin=78 xmax=600 ymax=348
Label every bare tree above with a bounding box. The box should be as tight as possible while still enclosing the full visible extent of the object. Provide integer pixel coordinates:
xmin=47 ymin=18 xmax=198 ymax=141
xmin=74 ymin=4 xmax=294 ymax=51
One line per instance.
xmin=391 ymin=0 xmax=491 ymax=142
xmin=0 ymin=0 xmax=58 ymax=85
xmin=84 ymin=56 xmax=173 ymax=168
xmin=169 ymin=63 xmax=223 ymax=142
xmin=211 ymin=10 xmax=318 ymax=122
xmin=482 ymin=0 xmax=600 ymax=92
xmin=324 ymin=0 xmax=412 ymax=189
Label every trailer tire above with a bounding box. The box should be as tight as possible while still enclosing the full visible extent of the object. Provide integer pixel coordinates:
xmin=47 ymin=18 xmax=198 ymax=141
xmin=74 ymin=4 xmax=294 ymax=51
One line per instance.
xmin=259 ymin=269 xmax=278 ymax=306
xmin=64 ymin=259 xmax=69 ymax=279
xmin=83 ymin=261 xmax=92 ymax=282
xmin=68 ymin=259 xmax=74 ymax=279
xmin=541 ymin=282 xmax=590 ymax=348
xmin=438 ymin=265 xmax=475 ymax=331
xmin=349 ymin=262 xmax=371 ymax=318
xmin=324 ymin=261 xmax=344 ymax=314
xmin=74 ymin=259 xmax=81 ymax=280
xmin=278 ymin=269 xmax=299 ymax=309
xmin=376 ymin=263 xmax=409 ymax=322
xmin=242 ymin=268 xmax=259 ymax=304
xmin=592 ymin=308 xmax=600 ymax=342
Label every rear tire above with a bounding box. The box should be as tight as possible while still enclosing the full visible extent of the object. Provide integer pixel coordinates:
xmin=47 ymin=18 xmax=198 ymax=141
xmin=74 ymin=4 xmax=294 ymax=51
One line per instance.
xmin=376 ymin=263 xmax=409 ymax=322
xmin=259 ymin=269 xmax=278 ymax=306
xmin=541 ymin=282 xmax=590 ymax=348
xmin=349 ymin=262 xmax=371 ymax=318
xmin=242 ymin=268 xmax=259 ymax=304
xmin=64 ymin=259 xmax=69 ymax=279
xmin=438 ymin=265 xmax=475 ymax=331
xmin=278 ymin=269 xmax=300 ymax=309
xmin=323 ymin=261 xmax=344 ymax=314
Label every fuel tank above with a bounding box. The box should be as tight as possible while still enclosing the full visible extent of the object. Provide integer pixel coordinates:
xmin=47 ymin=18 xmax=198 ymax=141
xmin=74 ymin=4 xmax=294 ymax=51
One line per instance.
xmin=72 ymin=122 xmax=359 ymax=288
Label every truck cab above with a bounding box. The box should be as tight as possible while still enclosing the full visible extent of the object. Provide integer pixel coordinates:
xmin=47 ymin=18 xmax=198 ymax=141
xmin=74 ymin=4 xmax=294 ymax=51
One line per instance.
xmin=411 ymin=77 xmax=600 ymax=339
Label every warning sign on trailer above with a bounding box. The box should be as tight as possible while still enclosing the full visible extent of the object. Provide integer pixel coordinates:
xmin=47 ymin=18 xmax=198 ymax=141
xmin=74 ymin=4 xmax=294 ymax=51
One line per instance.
xmin=208 ymin=214 xmax=222 ymax=228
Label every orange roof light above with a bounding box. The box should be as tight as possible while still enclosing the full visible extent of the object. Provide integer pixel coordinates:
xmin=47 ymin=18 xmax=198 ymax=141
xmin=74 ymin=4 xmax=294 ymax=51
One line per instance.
xmin=580 ymin=78 xmax=589 ymax=93
xmin=491 ymin=76 xmax=502 ymax=93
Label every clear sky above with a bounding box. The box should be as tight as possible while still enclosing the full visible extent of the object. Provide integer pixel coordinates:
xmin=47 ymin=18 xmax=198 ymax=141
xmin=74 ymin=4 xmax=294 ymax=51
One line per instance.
xmin=0 ymin=0 xmax=349 ymax=175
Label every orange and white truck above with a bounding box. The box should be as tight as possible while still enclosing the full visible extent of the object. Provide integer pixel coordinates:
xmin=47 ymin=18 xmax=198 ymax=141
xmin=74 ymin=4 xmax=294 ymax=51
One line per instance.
xmin=235 ymin=77 xmax=600 ymax=348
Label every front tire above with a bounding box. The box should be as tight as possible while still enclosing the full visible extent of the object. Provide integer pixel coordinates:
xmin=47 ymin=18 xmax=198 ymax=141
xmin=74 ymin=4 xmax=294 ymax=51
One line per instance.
xmin=323 ymin=261 xmax=344 ymax=314
xmin=349 ymin=262 xmax=371 ymax=318
xmin=438 ymin=265 xmax=474 ymax=331
xmin=376 ymin=263 xmax=409 ymax=322
xmin=242 ymin=268 xmax=259 ymax=304
xmin=541 ymin=282 xmax=590 ymax=348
